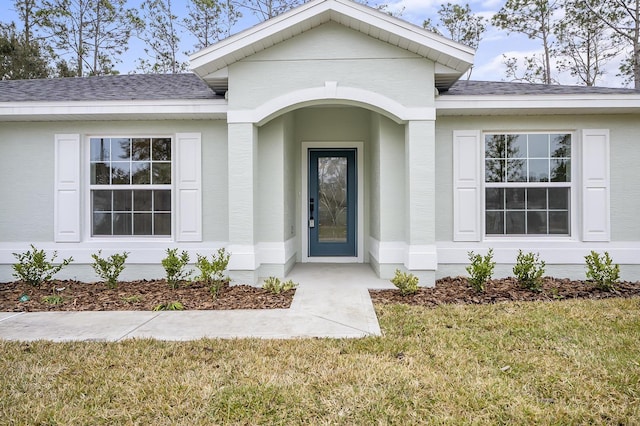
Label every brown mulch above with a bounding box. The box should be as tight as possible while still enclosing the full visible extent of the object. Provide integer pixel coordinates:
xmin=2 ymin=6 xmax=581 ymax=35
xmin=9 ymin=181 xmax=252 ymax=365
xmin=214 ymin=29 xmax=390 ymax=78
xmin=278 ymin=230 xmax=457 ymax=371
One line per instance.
xmin=370 ymin=276 xmax=640 ymax=307
xmin=0 ymin=280 xmax=295 ymax=312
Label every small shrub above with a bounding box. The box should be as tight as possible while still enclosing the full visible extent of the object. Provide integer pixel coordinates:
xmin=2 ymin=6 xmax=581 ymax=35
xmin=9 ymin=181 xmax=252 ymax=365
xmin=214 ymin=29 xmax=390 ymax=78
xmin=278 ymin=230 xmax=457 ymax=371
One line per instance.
xmin=195 ymin=248 xmax=230 ymax=298
xmin=585 ymin=251 xmax=620 ymax=291
xmin=153 ymin=301 xmax=185 ymax=311
xmin=42 ymin=295 xmax=64 ymax=305
xmin=262 ymin=277 xmax=298 ymax=294
xmin=122 ymin=295 xmax=142 ymax=304
xmin=12 ymin=245 xmax=73 ymax=287
xmin=513 ymin=250 xmax=545 ymax=291
xmin=162 ymin=249 xmax=192 ymax=289
xmin=466 ymin=249 xmax=495 ymax=292
xmin=91 ymin=250 xmax=129 ymax=289
xmin=391 ymin=269 xmax=419 ymax=296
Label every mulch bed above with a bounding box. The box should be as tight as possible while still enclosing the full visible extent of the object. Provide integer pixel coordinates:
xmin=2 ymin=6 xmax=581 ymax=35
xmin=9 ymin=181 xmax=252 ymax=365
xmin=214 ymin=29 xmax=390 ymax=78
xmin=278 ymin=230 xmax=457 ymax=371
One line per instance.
xmin=370 ymin=276 xmax=640 ymax=307
xmin=0 ymin=280 xmax=295 ymax=312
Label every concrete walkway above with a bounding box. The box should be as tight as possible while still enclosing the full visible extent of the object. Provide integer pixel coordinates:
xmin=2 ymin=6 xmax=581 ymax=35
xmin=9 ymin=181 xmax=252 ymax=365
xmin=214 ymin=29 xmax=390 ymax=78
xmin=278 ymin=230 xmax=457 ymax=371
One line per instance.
xmin=0 ymin=264 xmax=393 ymax=342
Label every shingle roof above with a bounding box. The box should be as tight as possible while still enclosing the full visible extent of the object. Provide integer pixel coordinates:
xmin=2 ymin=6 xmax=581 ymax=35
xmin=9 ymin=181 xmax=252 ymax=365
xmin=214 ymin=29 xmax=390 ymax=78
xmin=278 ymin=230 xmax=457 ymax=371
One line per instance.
xmin=0 ymin=73 xmax=221 ymax=102
xmin=443 ymin=80 xmax=640 ymax=96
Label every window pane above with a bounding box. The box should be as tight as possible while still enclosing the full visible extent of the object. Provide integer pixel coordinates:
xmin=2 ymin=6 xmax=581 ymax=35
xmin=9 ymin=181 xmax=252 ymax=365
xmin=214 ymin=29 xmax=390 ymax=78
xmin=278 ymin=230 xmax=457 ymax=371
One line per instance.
xmin=113 ymin=190 xmax=132 ymax=211
xmin=93 ymin=213 xmax=112 ymax=235
xmin=485 ymin=135 xmax=505 ymax=159
xmin=527 ymin=188 xmax=547 ymax=209
xmin=485 ymin=159 xmax=505 ymax=182
xmin=132 ymin=138 xmax=150 ymax=161
xmin=527 ymin=211 xmax=547 ymax=234
xmin=90 ymin=138 xmax=110 ymax=161
xmin=134 ymin=190 xmax=152 ymax=211
xmin=486 ymin=211 xmax=504 ymax=234
xmin=486 ymin=188 xmax=504 ymax=209
xmin=528 ymin=134 xmax=549 ymax=157
xmin=111 ymin=138 xmax=130 ymax=160
xmin=528 ymin=159 xmax=549 ymax=182
xmin=134 ymin=213 xmax=152 ymax=235
xmin=551 ymin=134 xmax=571 ymax=158
xmin=549 ymin=188 xmax=569 ymax=209
xmin=506 ymin=211 xmax=525 ymax=234
xmin=152 ymin=163 xmax=171 ymax=184
xmin=91 ymin=163 xmax=110 ymax=185
xmin=507 ymin=159 xmax=526 ymax=182
xmin=507 ymin=135 xmax=526 ymax=158
xmin=154 ymin=190 xmax=171 ymax=211
xmin=506 ymin=188 xmax=525 ymax=209
xmin=93 ymin=190 xmax=112 ymax=211
xmin=132 ymin=162 xmax=150 ymax=184
xmin=111 ymin=162 xmax=131 ymax=184
xmin=155 ymin=213 xmax=171 ymax=235
xmin=152 ymin=138 xmax=172 ymax=161
xmin=551 ymin=159 xmax=570 ymax=182
xmin=113 ymin=213 xmax=132 ymax=235
xmin=549 ymin=211 xmax=569 ymax=234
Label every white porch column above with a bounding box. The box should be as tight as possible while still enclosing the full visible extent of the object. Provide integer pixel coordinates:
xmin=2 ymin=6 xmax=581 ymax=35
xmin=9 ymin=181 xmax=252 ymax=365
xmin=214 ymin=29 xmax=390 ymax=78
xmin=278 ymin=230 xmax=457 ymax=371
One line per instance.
xmin=228 ymin=122 xmax=259 ymax=273
xmin=404 ymin=120 xmax=437 ymax=283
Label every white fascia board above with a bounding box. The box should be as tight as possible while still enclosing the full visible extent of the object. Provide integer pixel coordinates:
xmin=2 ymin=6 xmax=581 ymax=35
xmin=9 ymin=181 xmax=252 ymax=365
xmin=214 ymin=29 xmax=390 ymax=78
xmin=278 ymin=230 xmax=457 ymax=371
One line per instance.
xmin=190 ymin=0 xmax=474 ymax=77
xmin=0 ymin=99 xmax=228 ymax=120
xmin=435 ymin=94 xmax=640 ymax=115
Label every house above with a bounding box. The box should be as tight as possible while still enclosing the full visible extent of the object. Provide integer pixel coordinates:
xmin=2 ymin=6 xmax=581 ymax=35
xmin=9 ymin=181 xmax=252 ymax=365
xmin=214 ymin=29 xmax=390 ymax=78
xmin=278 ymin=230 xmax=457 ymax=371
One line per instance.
xmin=1 ymin=0 xmax=640 ymax=285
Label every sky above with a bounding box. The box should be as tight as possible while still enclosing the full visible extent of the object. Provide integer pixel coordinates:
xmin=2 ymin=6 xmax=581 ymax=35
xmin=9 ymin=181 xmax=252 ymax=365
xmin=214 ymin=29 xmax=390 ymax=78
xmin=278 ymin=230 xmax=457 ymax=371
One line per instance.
xmin=0 ymin=0 xmax=629 ymax=87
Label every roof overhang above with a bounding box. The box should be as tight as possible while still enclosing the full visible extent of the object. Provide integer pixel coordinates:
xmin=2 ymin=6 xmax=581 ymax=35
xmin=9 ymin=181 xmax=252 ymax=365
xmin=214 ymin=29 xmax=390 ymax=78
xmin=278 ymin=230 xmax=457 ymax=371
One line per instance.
xmin=189 ymin=0 xmax=475 ymax=92
xmin=435 ymin=94 xmax=640 ymax=116
xmin=0 ymin=99 xmax=228 ymax=121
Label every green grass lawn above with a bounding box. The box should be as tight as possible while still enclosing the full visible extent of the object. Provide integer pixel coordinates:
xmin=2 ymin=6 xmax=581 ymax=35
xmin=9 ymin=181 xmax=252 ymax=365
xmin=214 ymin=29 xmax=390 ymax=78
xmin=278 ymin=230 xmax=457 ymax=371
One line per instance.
xmin=1 ymin=298 xmax=639 ymax=424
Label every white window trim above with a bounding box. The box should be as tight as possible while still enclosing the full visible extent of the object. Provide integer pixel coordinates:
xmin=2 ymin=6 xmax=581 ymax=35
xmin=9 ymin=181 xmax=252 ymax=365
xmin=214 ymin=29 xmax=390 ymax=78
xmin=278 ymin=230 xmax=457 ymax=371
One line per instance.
xmin=481 ymin=131 xmax=579 ymax=242
xmin=83 ymin=134 xmax=175 ymax=242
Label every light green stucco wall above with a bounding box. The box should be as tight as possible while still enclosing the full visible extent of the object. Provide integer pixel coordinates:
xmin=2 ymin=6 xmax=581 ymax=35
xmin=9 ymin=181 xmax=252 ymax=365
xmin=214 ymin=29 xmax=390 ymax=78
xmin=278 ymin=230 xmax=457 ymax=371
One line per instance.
xmin=435 ymin=114 xmax=640 ymax=242
xmin=227 ymin=22 xmax=435 ymax=111
xmin=0 ymin=120 xmax=229 ymax=243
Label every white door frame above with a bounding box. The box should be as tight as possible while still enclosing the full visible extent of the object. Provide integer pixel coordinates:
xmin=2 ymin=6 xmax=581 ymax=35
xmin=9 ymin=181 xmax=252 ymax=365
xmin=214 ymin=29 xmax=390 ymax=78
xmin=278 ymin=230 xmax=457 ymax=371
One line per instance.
xmin=301 ymin=141 xmax=364 ymax=263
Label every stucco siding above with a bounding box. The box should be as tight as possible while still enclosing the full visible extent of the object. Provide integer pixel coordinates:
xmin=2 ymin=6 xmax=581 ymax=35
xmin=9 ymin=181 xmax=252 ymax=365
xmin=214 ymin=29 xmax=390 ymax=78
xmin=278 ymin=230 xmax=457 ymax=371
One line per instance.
xmin=228 ymin=23 xmax=435 ymax=111
xmin=435 ymin=114 xmax=640 ymax=242
xmin=0 ymin=119 xmax=229 ymax=243
xmin=257 ymin=117 xmax=285 ymax=242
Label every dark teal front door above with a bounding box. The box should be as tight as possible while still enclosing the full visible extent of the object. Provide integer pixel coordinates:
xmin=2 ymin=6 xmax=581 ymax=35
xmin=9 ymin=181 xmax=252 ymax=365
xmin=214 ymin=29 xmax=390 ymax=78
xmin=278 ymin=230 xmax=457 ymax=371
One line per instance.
xmin=308 ymin=149 xmax=357 ymax=257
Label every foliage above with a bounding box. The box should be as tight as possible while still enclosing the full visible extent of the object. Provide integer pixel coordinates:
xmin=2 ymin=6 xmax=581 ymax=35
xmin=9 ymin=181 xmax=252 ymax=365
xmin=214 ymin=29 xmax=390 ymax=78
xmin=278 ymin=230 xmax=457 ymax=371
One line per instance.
xmin=513 ymin=250 xmax=545 ymax=291
xmin=91 ymin=250 xmax=129 ymax=289
xmin=466 ymin=249 xmax=495 ymax=292
xmin=241 ymin=0 xmax=302 ymax=21
xmin=0 ymin=21 xmax=50 ymax=80
xmin=423 ymin=3 xmax=487 ymax=50
xmin=184 ymin=0 xmax=241 ymax=49
xmin=161 ymin=249 xmax=191 ymax=289
xmin=41 ymin=295 xmax=63 ymax=305
xmin=138 ymin=0 xmax=188 ymax=73
xmin=38 ymin=0 xmax=142 ymax=76
xmin=585 ymin=251 xmax=620 ymax=291
xmin=390 ymin=269 xmax=419 ymax=296
xmin=153 ymin=301 xmax=184 ymax=311
xmin=12 ymin=245 xmax=73 ymax=287
xmin=195 ymin=248 xmax=230 ymax=298
xmin=492 ymin=0 xmax=560 ymax=84
xmin=262 ymin=277 xmax=298 ymax=294
xmin=121 ymin=295 xmax=142 ymax=303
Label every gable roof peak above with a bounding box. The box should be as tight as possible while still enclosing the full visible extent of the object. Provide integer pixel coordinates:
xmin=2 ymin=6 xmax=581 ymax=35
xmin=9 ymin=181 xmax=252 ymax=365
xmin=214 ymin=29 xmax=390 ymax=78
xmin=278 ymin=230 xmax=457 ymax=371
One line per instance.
xmin=190 ymin=0 xmax=474 ymax=91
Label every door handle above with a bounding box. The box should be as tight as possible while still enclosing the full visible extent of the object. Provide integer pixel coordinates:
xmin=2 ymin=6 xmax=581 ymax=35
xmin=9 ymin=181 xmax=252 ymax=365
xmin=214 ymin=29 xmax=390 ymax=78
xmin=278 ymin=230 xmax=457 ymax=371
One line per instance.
xmin=309 ymin=198 xmax=315 ymax=228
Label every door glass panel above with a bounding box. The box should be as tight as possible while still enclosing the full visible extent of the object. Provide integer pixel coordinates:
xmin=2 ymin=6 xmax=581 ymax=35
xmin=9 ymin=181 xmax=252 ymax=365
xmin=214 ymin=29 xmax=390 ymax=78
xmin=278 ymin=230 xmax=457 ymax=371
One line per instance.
xmin=317 ymin=156 xmax=348 ymax=243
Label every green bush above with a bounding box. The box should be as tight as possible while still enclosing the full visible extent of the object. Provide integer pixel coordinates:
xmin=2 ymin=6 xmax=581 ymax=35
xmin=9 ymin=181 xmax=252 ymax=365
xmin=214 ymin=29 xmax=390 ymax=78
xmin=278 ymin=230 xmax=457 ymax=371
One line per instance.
xmin=91 ymin=250 xmax=129 ymax=289
xmin=262 ymin=277 xmax=298 ymax=294
xmin=466 ymin=249 xmax=495 ymax=292
xmin=153 ymin=301 xmax=185 ymax=311
xmin=195 ymin=248 xmax=230 ymax=298
xmin=12 ymin=245 xmax=73 ymax=287
xmin=513 ymin=250 xmax=545 ymax=291
xmin=390 ymin=269 xmax=419 ymax=296
xmin=585 ymin=251 xmax=620 ymax=291
xmin=161 ymin=249 xmax=192 ymax=289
